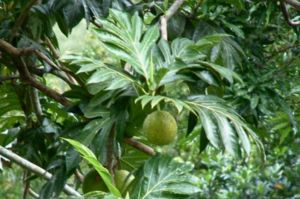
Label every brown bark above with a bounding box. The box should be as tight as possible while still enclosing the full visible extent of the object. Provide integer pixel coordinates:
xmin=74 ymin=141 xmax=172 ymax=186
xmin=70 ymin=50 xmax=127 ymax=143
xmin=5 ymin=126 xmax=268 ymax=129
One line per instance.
xmin=0 ymin=39 xmax=71 ymax=106
xmin=124 ymin=138 xmax=156 ymax=156
xmin=0 ymin=146 xmax=81 ymax=197
xmin=160 ymin=0 xmax=185 ymax=40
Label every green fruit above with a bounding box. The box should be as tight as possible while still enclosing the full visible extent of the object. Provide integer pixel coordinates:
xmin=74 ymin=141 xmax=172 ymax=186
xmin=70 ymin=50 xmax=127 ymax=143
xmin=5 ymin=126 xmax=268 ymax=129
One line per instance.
xmin=143 ymin=110 xmax=177 ymax=145
xmin=82 ymin=170 xmax=108 ymax=194
xmin=114 ymin=170 xmax=135 ymax=194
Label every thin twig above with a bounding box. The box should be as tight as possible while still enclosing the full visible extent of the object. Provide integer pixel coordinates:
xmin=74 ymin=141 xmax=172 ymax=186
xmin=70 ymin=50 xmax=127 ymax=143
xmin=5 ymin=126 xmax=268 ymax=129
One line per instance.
xmin=92 ymin=19 xmax=102 ymax=29
xmin=124 ymin=138 xmax=156 ymax=156
xmin=57 ymin=65 xmax=85 ymax=87
xmin=0 ymin=39 xmax=59 ymax=69
xmin=280 ymin=0 xmax=300 ymax=26
xmin=0 ymin=75 xmax=19 ymax=82
xmin=45 ymin=37 xmax=60 ymax=59
xmin=30 ymin=88 xmax=43 ymax=122
xmin=45 ymin=38 xmax=85 ymax=87
xmin=160 ymin=0 xmax=185 ymax=40
xmin=28 ymin=188 xmax=39 ymax=199
xmin=32 ymin=50 xmax=60 ymax=70
xmin=1 ymin=39 xmax=84 ymax=87
xmin=23 ymin=171 xmax=30 ymax=199
xmin=165 ymin=0 xmax=185 ymax=20
xmin=285 ymin=0 xmax=300 ymax=10
xmin=50 ymin=70 xmax=76 ymax=86
xmin=0 ymin=146 xmax=81 ymax=197
xmin=17 ymin=58 xmax=71 ymax=106
xmin=0 ymin=39 xmax=71 ymax=106
xmin=75 ymin=169 xmax=84 ymax=183
xmin=160 ymin=16 xmax=168 ymax=40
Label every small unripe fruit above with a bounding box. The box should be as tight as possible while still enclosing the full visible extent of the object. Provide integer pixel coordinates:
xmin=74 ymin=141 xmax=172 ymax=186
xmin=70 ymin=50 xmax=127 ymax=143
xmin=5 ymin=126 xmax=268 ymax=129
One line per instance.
xmin=143 ymin=110 xmax=177 ymax=145
xmin=82 ymin=169 xmax=134 ymax=195
xmin=114 ymin=170 xmax=135 ymax=194
xmin=82 ymin=170 xmax=108 ymax=194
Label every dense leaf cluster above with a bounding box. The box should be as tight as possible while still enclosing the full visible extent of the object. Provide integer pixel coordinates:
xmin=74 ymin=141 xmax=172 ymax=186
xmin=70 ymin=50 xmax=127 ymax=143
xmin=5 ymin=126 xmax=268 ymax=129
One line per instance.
xmin=1 ymin=0 xmax=300 ymax=198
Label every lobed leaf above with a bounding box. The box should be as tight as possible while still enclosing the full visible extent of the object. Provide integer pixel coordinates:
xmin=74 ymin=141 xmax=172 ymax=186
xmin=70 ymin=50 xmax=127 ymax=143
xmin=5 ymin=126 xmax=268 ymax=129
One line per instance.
xmin=129 ymin=155 xmax=200 ymax=199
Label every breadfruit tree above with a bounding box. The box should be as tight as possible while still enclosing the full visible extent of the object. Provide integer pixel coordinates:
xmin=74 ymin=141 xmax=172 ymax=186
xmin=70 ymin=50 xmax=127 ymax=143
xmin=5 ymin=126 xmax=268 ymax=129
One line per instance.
xmin=1 ymin=0 xmax=300 ymax=198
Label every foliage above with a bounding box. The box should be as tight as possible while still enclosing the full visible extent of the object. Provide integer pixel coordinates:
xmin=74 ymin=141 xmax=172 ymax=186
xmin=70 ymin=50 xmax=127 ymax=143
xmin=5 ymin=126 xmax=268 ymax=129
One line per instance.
xmin=63 ymin=138 xmax=121 ymax=197
xmin=1 ymin=0 xmax=300 ymax=198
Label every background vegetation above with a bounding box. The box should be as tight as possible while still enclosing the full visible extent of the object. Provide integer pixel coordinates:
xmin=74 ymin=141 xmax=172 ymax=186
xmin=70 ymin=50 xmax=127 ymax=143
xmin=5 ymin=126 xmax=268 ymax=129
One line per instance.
xmin=1 ymin=0 xmax=300 ymax=198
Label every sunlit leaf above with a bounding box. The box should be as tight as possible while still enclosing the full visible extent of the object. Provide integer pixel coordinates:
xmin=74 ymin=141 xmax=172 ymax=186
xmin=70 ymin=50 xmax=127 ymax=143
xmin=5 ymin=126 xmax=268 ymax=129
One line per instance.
xmin=62 ymin=138 xmax=121 ymax=197
xmin=129 ymin=155 xmax=200 ymax=198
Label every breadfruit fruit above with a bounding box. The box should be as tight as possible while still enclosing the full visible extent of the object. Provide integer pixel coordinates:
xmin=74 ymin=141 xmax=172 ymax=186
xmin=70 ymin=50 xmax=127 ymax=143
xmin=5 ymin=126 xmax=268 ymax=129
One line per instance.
xmin=114 ymin=170 xmax=135 ymax=194
xmin=82 ymin=169 xmax=108 ymax=194
xmin=143 ymin=110 xmax=177 ymax=145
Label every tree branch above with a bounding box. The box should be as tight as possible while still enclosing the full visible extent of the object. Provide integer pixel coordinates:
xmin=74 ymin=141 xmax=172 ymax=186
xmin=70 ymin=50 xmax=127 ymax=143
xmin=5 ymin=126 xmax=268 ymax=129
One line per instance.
xmin=280 ymin=0 xmax=300 ymax=26
xmin=28 ymin=188 xmax=39 ymax=199
xmin=124 ymin=138 xmax=156 ymax=156
xmin=285 ymin=0 xmax=300 ymax=10
xmin=50 ymin=70 xmax=76 ymax=85
xmin=23 ymin=171 xmax=30 ymax=199
xmin=0 ymin=146 xmax=81 ymax=197
xmin=0 ymin=39 xmax=71 ymax=106
xmin=30 ymin=88 xmax=43 ymax=122
xmin=32 ymin=50 xmax=60 ymax=70
xmin=160 ymin=0 xmax=185 ymax=40
xmin=45 ymin=37 xmax=60 ymax=59
xmin=75 ymin=169 xmax=84 ymax=183
xmin=0 ymin=75 xmax=19 ymax=82
xmin=45 ymin=38 xmax=85 ymax=87
xmin=18 ymin=59 xmax=71 ymax=106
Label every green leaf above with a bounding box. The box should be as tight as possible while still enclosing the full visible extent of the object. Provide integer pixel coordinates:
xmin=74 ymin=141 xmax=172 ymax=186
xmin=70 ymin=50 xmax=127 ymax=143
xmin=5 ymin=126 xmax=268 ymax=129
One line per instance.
xmin=0 ymin=84 xmax=24 ymax=132
xmin=250 ymin=95 xmax=259 ymax=109
xmin=120 ymin=145 xmax=150 ymax=171
xmin=167 ymin=13 xmax=186 ymax=40
xmin=84 ymin=191 xmax=120 ymax=199
xmin=135 ymin=95 xmax=191 ymax=113
xmin=221 ymin=19 xmax=245 ymax=39
xmin=132 ymin=12 xmax=143 ymax=42
xmin=198 ymin=61 xmax=243 ymax=83
xmin=186 ymin=95 xmax=261 ymax=156
xmin=95 ymin=9 xmax=160 ymax=81
xmin=197 ymin=109 xmax=220 ymax=148
xmin=209 ymin=38 xmax=244 ymax=70
xmin=214 ymin=114 xmax=238 ymax=155
xmin=141 ymin=25 xmax=160 ymax=57
xmin=136 ymin=94 xmax=261 ymax=157
xmin=233 ymin=122 xmax=251 ymax=155
xmin=194 ymin=34 xmax=230 ymax=50
xmin=187 ymin=112 xmax=197 ymax=135
xmin=227 ymin=0 xmax=245 ymax=10
xmin=199 ymin=128 xmax=209 ymax=153
xmin=62 ymin=138 xmax=121 ymax=197
xmin=194 ymin=71 xmax=218 ymax=86
xmin=64 ymin=55 xmax=136 ymax=93
xmin=87 ymin=69 xmax=133 ymax=91
xmin=129 ymin=155 xmax=200 ymax=198
xmin=157 ymin=39 xmax=172 ymax=64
